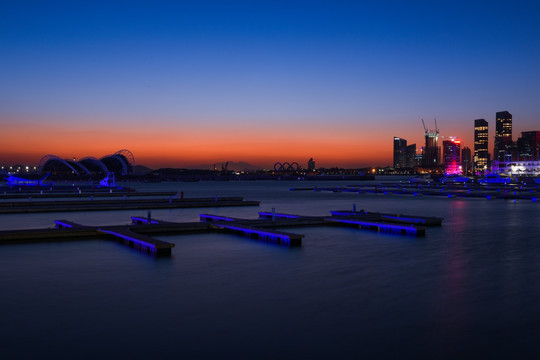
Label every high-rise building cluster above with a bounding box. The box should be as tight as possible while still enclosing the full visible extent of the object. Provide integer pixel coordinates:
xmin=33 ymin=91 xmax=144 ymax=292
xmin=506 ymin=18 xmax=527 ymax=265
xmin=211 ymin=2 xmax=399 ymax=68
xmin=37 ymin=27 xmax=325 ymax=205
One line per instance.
xmin=393 ymin=110 xmax=540 ymax=175
xmin=393 ymin=137 xmax=417 ymax=169
xmin=474 ymin=119 xmax=489 ymax=173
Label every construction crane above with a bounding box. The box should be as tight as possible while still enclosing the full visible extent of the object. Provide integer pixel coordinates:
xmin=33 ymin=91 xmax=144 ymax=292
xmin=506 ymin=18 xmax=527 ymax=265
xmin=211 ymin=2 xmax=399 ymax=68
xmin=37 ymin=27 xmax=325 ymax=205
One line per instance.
xmin=421 ymin=118 xmax=427 ymax=133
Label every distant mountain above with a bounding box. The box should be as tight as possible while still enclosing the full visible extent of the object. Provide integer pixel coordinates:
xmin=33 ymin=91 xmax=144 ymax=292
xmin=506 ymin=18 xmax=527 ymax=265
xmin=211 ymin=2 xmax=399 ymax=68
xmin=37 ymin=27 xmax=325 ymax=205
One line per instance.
xmin=191 ymin=161 xmax=262 ymax=171
xmin=134 ymin=165 xmax=153 ymax=175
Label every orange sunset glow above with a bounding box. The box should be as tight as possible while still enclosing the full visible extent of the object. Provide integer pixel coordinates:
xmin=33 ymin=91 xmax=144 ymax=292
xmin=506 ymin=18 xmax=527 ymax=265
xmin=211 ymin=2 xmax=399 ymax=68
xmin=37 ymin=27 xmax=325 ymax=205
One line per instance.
xmin=2 ymin=117 xmax=392 ymax=169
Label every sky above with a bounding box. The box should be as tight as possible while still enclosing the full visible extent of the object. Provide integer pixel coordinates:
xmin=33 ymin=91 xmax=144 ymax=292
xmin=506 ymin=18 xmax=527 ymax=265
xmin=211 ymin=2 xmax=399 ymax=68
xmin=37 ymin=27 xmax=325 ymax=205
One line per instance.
xmin=1 ymin=0 xmax=540 ymax=169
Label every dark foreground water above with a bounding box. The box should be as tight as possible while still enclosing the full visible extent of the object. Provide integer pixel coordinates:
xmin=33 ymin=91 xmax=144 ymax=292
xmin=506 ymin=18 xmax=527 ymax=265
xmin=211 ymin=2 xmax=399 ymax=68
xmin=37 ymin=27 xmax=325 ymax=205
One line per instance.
xmin=1 ymin=179 xmax=540 ymax=359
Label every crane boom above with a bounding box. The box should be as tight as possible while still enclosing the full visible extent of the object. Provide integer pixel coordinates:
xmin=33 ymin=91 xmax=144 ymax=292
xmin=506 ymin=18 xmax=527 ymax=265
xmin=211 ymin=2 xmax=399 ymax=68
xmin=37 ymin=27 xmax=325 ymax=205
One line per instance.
xmin=421 ymin=118 xmax=427 ymax=132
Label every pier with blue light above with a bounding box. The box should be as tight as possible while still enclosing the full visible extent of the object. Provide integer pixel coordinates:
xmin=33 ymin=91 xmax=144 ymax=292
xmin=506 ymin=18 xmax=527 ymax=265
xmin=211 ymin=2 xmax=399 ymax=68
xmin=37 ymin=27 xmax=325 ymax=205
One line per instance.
xmin=290 ymin=182 xmax=540 ymax=202
xmin=0 ymin=208 xmax=442 ymax=256
xmin=0 ymin=195 xmax=260 ymax=214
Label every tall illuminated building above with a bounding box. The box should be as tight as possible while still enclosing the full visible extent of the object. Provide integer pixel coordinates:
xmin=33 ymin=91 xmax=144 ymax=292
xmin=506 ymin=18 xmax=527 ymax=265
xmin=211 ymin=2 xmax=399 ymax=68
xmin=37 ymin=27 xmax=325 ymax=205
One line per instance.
xmin=474 ymin=119 xmax=489 ymax=173
xmin=517 ymin=131 xmax=540 ymax=160
xmin=443 ymin=138 xmax=461 ymax=174
xmin=461 ymin=147 xmax=472 ymax=175
xmin=423 ymin=130 xmax=439 ymax=167
xmin=494 ymin=111 xmax=512 ymax=162
xmin=393 ymin=137 xmax=407 ymax=168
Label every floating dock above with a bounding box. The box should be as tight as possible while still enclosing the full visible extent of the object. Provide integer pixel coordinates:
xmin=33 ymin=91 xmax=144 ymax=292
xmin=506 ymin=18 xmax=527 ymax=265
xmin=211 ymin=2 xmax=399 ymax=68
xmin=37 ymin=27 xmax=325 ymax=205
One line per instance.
xmin=210 ymin=223 xmax=303 ymax=246
xmin=258 ymin=211 xmax=431 ymax=236
xmin=290 ymin=183 xmax=540 ymax=202
xmin=329 ymin=210 xmax=443 ymax=226
xmin=324 ymin=217 xmax=425 ymax=236
xmin=0 ymin=191 xmax=177 ymax=199
xmin=0 ymin=209 xmax=441 ymax=256
xmin=98 ymin=227 xmax=175 ymax=255
xmin=0 ymin=196 xmax=260 ymax=214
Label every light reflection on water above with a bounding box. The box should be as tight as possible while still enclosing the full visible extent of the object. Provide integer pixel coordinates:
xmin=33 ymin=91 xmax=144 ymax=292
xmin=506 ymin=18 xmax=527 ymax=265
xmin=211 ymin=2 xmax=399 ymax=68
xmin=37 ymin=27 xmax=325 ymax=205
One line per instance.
xmin=1 ymin=180 xmax=540 ymax=359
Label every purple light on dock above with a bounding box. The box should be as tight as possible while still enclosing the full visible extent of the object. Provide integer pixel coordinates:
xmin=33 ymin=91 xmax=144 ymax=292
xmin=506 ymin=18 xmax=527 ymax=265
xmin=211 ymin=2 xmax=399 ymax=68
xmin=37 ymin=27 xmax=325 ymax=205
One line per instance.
xmin=199 ymin=214 xmax=235 ymax=222
xmin=258 ymin=212 xmax=299 ymax=219
xmin=214 ymin=223 xmax=302 ymax=246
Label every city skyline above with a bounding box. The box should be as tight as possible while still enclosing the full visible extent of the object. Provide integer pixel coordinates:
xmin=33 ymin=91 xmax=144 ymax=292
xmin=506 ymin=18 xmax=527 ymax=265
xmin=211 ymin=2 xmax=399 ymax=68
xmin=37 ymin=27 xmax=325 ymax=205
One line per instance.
xmin=2 ymin=1 xmax=540 ymax=168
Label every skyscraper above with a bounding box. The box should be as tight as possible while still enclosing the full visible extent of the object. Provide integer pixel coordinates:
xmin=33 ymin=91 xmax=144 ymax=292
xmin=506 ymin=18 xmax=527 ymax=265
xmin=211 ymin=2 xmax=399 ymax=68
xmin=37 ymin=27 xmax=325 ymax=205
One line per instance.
xmin=393 ymin=137 xmax=407 ymax=168
xmin=443 ymin=138 xmax=461 ymax=174
xmin=517 ymin=131 xmax=540 ymax=160
xmin=494 ymin=111 xmax=512 ymax=162
xmin=406 ymin=144 xmax=417 ymax=168
xmin=461 ymin=147 xmax=472 ymax=175
xmin=474 ymin=119 xmax=489 ymax=173
xmin=422 ymin=123 xmax=440 ymax=167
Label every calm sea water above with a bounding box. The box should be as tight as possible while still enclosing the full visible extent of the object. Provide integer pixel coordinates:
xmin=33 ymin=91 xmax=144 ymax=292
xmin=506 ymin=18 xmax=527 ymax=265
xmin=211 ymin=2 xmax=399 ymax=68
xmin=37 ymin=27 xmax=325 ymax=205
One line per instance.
xmin=1 ymin=179 xmax=540 ymax=359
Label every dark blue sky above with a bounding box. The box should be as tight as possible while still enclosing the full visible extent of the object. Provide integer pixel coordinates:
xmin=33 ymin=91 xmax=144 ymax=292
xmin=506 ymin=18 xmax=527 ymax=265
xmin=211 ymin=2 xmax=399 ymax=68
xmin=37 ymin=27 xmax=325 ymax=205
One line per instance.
xmin=2 ymin=0 xmax=539 ymax=166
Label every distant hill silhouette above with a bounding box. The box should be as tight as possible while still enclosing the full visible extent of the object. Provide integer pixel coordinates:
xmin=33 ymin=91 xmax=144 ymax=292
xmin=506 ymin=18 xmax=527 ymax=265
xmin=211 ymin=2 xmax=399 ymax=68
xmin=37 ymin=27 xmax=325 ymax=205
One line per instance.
xmin=192 ymin=161 xmax=262 ymax=171
xmin=134 ymin=165 xmax=153 ymax=175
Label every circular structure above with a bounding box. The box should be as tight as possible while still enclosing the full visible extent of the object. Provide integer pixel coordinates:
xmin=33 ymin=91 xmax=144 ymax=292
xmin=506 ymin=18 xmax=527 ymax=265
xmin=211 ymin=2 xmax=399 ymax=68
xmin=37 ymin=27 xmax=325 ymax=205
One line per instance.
xmin=79 ymin=157 xmax=109 ymax=174
xmin=273 ymin=161 xmax=301 ymax=172
xmin=115 ymin=149 xmax=135 ymax=168
xmin=39 ymin=155 xmax=90 ymax=176
xmin=38 ymin=150 xmax=135 ymax=177
xmin=100 ymin=155 xmax=129 ymax=176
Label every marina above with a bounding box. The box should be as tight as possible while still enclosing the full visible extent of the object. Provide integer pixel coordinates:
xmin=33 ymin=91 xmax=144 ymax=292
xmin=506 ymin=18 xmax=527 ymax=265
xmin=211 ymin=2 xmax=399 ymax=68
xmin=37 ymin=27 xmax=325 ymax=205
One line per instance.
xmin=1 ymin=179 xmax=539 ymax=360
xmin=0 ymin=205 xmax=439 ymax=256
xmin=0 ymin=196 xmax=260 ymax=214
xmin=291 ymin=182 xmax=540 ymax=201
xmin=0 ymin=190 xmax=178 ymax=199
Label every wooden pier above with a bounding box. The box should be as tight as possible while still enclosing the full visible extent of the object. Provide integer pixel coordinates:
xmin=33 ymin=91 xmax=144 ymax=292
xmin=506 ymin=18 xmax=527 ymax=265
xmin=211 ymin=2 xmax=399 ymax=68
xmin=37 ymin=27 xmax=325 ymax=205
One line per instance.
xmin=324 ymin=217 xmax=425 ymax=236
xmin=0 ymin=191 xmax=177 ymax=199
xmin=258 ymin=211 xmax=431 ymax=236
xmin=290 ymin=183 xmax=540 ymax=202
xmin=0 ymin=209 xmax=442 ymax=256
xmin=98 ymin=227 xmax=175 ymax=255
xmin=329 ymin=210 xmax=443 ymax=226
xmin=0 ymin=196 xmax=260 ymax=214
xmin=210 ymin=223 xmax=303 ymax=246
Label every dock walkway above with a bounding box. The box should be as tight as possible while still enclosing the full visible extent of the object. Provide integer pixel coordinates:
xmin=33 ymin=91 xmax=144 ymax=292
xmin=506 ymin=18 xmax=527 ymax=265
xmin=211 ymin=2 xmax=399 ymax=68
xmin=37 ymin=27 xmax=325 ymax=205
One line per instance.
xmin=0 ymin=191 xmax=177 ymax=199
xmin=291 ymin=183 xmax=540 ymax=202
xmin=0 ymin=209 xmax=442 ymax=256
xmin=0 ymin=196 xmax=260 ymax=214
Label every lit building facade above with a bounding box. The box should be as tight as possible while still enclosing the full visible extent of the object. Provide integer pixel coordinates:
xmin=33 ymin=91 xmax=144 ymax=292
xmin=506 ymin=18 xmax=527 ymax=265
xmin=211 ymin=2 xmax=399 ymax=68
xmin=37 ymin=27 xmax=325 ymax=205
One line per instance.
xmin=517 ymin=131 xmax=540 ymax=160
xmin=443 ymin=138 xmax=461 ymax=174
xmin=393 ymin=137 xmax=407 ymax=168
xmin=494 ymin=111 xmax=512 ymax=162
xmin=474 ymin=119 xmax=489 ymax=173
xmin=492 ymin=160 xmax=540 ymax=176
xmin=423 ymin=131 xmax=439 ymax=167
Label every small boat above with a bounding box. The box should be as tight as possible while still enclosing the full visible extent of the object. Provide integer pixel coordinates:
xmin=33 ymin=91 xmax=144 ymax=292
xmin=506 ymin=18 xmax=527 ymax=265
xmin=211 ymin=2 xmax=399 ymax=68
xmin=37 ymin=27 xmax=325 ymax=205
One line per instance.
xmin=409 ymin=174 xmax=432 ymax=184
xmin=440 ymin=175 xmax=472 ymax=183
xmin=479 ymin=174 xmax=512 ymax=184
